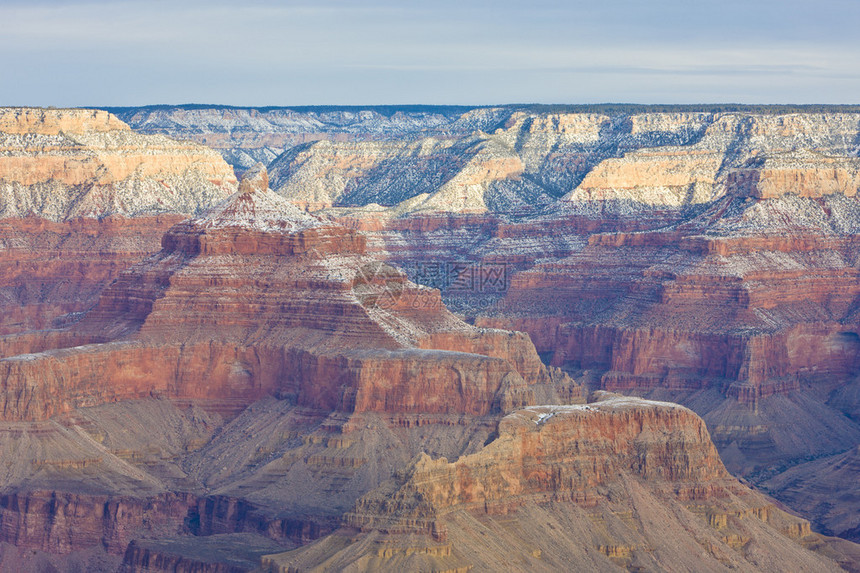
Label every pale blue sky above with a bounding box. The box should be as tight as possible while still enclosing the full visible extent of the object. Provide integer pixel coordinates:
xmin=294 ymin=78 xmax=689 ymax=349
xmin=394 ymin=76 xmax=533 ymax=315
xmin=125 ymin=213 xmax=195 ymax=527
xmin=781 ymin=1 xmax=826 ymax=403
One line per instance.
xmin=1 ymin=0 xmax=858 ymax=105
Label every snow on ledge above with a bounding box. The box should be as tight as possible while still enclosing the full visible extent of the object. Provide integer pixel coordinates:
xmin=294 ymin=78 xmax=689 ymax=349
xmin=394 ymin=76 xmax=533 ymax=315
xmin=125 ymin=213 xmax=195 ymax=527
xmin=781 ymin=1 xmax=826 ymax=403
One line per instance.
xmin=515 ymin=396 xmax=689 ymax=425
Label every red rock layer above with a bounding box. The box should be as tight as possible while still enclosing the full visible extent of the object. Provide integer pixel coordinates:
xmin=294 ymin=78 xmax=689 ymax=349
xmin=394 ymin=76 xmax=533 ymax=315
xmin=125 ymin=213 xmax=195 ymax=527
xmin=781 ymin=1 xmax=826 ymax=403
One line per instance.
xmin=346 ymin=194 xmax=859 ymax=408
xmin=0 ymin=491 xmax=195 ymax=554
xmin=0 ymin=215 xmax=184 ymax=337
xmin=481 ymin=219 xmax=860 ymax=403
xmin=0 ymin=170 xmax=573 ymax=422
xmin=0 ymin=490 xmax=319 ymax=559
xmin=349 ymin=194 xmax=860 ymax=482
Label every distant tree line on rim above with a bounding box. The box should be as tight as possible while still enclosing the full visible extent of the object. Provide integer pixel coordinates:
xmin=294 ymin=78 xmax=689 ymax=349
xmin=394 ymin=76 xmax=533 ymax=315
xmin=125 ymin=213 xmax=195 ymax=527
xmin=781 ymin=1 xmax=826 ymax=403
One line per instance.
xmin=516 ymin=103 xmax=860 ymax=115
xmin=101 ymin=103 xmax=860 ymax=118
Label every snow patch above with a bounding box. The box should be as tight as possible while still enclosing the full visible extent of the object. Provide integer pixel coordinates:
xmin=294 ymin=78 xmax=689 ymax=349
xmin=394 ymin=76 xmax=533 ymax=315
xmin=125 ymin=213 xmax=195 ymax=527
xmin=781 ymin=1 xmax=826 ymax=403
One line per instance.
xmin=518 ymin=396 xmax=687 ymax=424
xmin=193 ymin=186 xmax=328 ymax=234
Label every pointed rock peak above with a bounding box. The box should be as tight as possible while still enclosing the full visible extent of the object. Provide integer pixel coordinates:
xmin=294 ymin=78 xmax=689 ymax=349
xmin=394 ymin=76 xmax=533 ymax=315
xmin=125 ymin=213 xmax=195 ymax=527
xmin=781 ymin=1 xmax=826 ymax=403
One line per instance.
xmin=238 ymin=163 xmax=268 ymax=195
xmin=193 ymin=168 xmax=327 ymax=233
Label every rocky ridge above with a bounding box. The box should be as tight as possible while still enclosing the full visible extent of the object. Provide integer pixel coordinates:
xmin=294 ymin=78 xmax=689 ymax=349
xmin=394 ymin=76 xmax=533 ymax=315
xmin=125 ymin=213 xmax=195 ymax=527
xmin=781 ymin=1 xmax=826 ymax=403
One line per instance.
xmin=0 ymin=165 xmax=570 ymax=422
xmin=116 ymin=107 xmax=860 ymax=532
xmin=110 ymin=105 xmax=511 ymax=172
xmin=0 ymin=107 xmax=237 ymax=222
xmin=257 ymin=111 xmax=858 ymax=219
xmin=0 ymin=164 xmax=588 ymax=570
xmin=243 ymin=108 xmax=860 ymax=544
xmin=265 ymin=393 xmax=854 ymax=573
xmin=113 ymin=106 xmax=860 ymax=218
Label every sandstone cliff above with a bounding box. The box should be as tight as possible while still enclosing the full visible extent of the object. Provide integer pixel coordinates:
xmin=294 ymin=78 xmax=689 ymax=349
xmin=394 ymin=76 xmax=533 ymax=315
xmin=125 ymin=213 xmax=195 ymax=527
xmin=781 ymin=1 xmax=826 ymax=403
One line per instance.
xmin=0 ymin=108 xmax=128 ymax=135
xmin=0 ymin=107 xmax=237 ymax=221
xmin=465 ymin=187 xmax=860 ymax=479
xmin=264 ymin=394 xmax=849 ymax=573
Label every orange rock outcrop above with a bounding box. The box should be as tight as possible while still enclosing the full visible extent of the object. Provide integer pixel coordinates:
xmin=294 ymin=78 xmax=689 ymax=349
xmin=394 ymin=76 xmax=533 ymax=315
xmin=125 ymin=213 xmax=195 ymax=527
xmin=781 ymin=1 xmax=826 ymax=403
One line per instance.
xmin=266 ymin=395 xmax=843 ymax=573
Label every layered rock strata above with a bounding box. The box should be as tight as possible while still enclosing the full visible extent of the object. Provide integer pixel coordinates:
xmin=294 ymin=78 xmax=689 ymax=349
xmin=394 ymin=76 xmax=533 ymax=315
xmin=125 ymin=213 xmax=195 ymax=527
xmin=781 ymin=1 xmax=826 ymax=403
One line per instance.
xmin=0 ymin=165 xmax=571 ymax=422
xmin=0 ymin=107 xmax=238 ymax=337
xmin=0 ymin=107 xmax=236 ymax=221
xmin=257 ymin=109 xmax=860 ymax=544
xmin=0 ymin=214 xmax=185 ymax=336
xmin=110 ymin=105 xmax=509 ymax=172
xmin=467 ymin=189 xmax=860 ymax=478
xmin=0 ymin=165 xmax=586 ymax=569
xmin=2 ymin=107 xmax=860 ymax=568
xmin=264 ymin=394 xmax=852 ymax=572
xmin=260 ymin=110 xmax=860 ymax=218
xmin=293 ymin=112 xmax=860 ymax=473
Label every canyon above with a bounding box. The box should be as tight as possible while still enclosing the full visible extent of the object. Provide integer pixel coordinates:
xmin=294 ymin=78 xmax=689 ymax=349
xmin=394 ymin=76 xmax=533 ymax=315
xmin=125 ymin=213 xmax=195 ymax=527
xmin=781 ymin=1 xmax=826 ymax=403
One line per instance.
xmin=0 ymin=106 xmax=858 ymax=571
xmin=237 ymin=107 xmax=860 ymax=543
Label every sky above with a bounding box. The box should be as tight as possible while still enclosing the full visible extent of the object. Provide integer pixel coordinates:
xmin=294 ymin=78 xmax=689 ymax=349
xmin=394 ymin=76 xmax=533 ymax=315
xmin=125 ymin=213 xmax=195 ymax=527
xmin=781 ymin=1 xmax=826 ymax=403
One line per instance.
xmin=1 ymin=0 xmax=858 ymax=106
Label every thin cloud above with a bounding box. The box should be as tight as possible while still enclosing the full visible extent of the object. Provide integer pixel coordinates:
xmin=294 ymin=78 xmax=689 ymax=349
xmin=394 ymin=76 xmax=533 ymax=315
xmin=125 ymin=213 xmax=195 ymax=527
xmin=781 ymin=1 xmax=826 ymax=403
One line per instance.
xmin=0 ymin=0 xmax=858 ymax=105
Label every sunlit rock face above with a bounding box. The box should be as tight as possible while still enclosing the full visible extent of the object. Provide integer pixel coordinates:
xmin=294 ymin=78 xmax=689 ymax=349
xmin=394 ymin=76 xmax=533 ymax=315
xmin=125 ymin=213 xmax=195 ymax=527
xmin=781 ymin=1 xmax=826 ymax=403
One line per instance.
xmin=0 ymin=107 xmax=239 ymax=338
xmin=0 ymin=107 xmax=237 ymax=221
xmin=264 ymin=394 xmax=851 ymax=573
